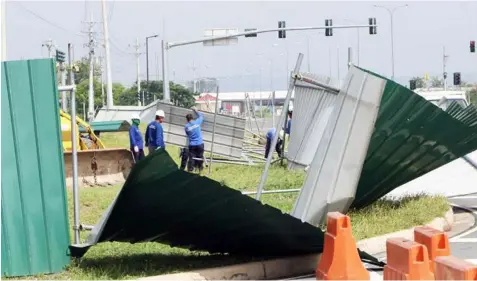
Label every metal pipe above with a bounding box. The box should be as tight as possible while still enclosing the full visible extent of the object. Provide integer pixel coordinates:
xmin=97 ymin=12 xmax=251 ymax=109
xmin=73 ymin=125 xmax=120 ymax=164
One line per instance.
xmin=209 ymin=86 xmax=220 ymax=174
xmin=58 ymin=85 xmax=76 ymax=92
xmin=161 ymin=39 xmax=170 ymax=103
xmin=80 ymin=224 xmax=94 ymax=231
xmin=293 ymin=73 xmax=341 ymax=93
xmin=70 ymin=87 xmax=80 ymax=244
xmin=463 ymin=155 xmax=477 ymax=169
xmin=242 ymin=188 xmax=301 ymax=196
xmin=169 ymin=25 xmax=377 ymax=49
xmin=255 ymin=53 xmax=304 ymax=201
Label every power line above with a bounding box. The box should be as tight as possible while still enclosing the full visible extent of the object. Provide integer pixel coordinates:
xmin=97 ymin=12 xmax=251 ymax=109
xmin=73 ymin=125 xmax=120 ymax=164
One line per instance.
xmin=13 ymin=2 xmax=85 ymax=38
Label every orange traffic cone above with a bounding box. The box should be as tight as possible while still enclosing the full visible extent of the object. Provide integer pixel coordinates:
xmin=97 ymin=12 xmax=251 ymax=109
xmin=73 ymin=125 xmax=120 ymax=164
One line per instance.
xmin=315 ymin=212 xmax=369 ymax=280
xmin=384 ymin=238 xmax=434 ymax=280
xmin=435 ymin=256 xmax=477 ymax=280
xmin=414 ymin=226 xmax=450 ymax=273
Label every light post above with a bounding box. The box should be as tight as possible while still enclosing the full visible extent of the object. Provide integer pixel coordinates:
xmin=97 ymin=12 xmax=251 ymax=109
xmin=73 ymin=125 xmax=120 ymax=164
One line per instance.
xmin=374 ymin=4 xmax=408 ymax=80
xmin=146 ymin=34 xmax=159 ymax=87
xmin=343 ymin=19 xmax=361 ymax=66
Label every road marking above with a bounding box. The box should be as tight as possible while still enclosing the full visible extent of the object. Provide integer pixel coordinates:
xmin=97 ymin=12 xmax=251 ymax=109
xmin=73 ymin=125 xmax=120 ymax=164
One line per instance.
xmin=449 ymin=226 xmax=477 ymax=241
xmin=450 ymin=195 xmax=477 ymax=199
xmin=450 ymin=238 xmax=477 ymax=243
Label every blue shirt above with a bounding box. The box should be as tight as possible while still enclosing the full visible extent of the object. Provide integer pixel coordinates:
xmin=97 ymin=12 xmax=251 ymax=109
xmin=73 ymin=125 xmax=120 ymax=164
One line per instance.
xmin=266 ymin=128 xmax=276 ymax=141
xmin=129 ymin=124 xmax=144 ymax=149
xmin=285 ymin=119 xmax=292 ymax=135
xmin=145 ymin=121 xmax=165 ymax=148
xmin=184 ymin=111 xmax=204 ymax=146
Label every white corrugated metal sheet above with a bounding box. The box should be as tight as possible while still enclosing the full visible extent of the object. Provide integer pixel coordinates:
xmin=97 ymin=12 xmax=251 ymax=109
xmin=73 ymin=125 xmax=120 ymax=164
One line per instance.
xmin=291 ymin=66 xmax=387 ymax=226
xmin=95 ymin=100 xmax=246 ymax=158
xmin=198 ymin=90 xmax=295 ymax=102
xmin=286 ymin=73 xmax=339 ymax=170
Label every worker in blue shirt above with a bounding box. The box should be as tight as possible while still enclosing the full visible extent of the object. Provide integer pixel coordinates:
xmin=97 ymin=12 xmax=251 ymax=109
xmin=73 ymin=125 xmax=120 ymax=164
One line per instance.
xmin=129 ymin=114 xmax=145 ymax=163
xmin=264 ymin=128 xmax=284 ymax=159
xmin=145 ymin=109 xmax=166 ymax=155
xmin=184 ymin=106 xmax=205 ymax=172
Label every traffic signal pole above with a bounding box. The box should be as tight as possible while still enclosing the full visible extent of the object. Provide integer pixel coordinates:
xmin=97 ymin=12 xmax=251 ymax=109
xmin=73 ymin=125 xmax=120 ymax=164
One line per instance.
xmin=161 ymin=23 xmax=377 ymax=102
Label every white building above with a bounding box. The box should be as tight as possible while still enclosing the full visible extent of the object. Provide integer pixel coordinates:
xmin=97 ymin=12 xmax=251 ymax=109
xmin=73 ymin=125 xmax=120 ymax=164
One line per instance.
xmin=195 ymin=90 xmax=294 ymax=116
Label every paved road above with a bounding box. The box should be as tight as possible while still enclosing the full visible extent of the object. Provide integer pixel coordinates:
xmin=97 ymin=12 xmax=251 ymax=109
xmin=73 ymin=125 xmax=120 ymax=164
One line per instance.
xmin=448 ymin=192 xmax=477 ymax=265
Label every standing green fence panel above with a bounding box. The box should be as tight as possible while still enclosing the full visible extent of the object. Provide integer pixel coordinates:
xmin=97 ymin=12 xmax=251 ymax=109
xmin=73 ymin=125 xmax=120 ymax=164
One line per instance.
xmin=1 ymin=59 xmax=70 ymax=277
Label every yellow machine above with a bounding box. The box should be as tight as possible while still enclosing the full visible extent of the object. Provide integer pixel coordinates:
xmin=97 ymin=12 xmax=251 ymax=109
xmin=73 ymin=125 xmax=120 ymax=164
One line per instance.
xmin=59 ymin=109 xmax=134 ymax=187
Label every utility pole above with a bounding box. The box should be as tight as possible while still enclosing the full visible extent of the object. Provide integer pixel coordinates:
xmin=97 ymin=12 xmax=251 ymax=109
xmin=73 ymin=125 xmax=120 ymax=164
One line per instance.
xmin=42 ymin=39 xmax=55 ymax=58
xmin=101 ymin=0 xmax=114 ymax=109
xmin=83 ymin=13 xmax=98 ymax=122
xmin=2 ymin=0 xmax=6 ymax=61
xmin=374 ymin=4 xmax=408 ymax=81
xmin=443 ymin=46 xmax=449 ymax=91
xmin=96 ymin=55 xmax=105 ymax=107
xmin=130 ymin=38 xmax=142 ymax=106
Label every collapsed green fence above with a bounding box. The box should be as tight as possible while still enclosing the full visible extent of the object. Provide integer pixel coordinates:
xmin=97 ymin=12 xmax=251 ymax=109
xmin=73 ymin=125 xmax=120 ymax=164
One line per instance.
xmin=352 ymin=71 xmax=477 ymax=208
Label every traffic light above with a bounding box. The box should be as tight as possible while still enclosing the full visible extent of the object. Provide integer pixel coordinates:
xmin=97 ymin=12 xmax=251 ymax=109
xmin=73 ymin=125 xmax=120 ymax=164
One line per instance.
xmin=369 ymin=18 xmax=377 ymax=35
xmin=453 ymin=72 xmax=461 ymax=86
xmin=278 ymin=21 xmax=286 ymax=39
xmin=471 ymin=40 xmax=475 ymax=53
xmin=325 ymin=19 xmax=333 ymax=36
xmin=409 ymin=79 xmax=416 ymax=90
xmin=245 ymin=28 xmax=258 ymax=38
xmin=56 ymin=50 xmax=66 ymax=63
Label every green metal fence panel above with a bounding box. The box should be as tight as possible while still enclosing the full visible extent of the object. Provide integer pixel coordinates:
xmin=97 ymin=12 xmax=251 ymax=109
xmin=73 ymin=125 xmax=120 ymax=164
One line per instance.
xmin=79 ymin=120 xmax=131 ymax=133
xmin=352 ymin=69 xmax=477 ymax=209
xmin=1 ymin=59 xmax=71 ymax=277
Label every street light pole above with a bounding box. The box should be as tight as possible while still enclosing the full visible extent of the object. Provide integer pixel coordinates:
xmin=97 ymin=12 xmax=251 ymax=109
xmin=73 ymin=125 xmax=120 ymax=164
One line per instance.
xmin=374 ymin=4 xmax=408 ymax=81
xmin=146 ymin=34 xmax=159 ymax=87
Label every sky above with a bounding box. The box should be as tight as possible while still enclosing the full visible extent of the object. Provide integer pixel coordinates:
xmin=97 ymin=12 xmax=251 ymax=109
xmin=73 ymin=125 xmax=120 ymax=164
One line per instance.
xmin=4 ymin=0 xmax=477 ymax=92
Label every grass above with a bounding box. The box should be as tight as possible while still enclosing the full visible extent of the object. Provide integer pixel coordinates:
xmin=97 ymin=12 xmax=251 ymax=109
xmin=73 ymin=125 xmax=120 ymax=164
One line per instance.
xmin=18 ymin=130 xmax=450 ymax=279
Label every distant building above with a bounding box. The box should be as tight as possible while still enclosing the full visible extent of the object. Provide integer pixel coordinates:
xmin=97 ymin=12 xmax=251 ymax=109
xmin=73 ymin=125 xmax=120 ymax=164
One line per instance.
xmin=186 ymin=77 xmax=219 ymax=93
xmin=196 ymin=90 xmax=294 ymax=117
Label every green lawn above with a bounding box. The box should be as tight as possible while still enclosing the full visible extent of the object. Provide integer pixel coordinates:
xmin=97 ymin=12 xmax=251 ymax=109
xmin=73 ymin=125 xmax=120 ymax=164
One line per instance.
xmin=19 ymin=130 xmax=449 ymax=280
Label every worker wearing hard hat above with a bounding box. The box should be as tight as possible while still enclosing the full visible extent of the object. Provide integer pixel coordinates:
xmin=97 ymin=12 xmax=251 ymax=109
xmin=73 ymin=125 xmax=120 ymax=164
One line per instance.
xmin=145 ymin=109 xmax=166 ymax=155
xmin=129 ymin=114 xmax=145 ymax=162
xmin=264 ymin=127 xmax=284 ymax=159
xmin=184 ymin=106 xmax=205 ymax=173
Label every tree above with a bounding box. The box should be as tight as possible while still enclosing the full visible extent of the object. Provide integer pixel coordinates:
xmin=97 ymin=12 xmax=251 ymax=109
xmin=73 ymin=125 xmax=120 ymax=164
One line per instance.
xmin=430 ymin=76 xmax=443 ymax=88
xmin=411 ymin=76 xmax=426 ymax=88
xmin=120 ymin=80 xmax=196 ymax=108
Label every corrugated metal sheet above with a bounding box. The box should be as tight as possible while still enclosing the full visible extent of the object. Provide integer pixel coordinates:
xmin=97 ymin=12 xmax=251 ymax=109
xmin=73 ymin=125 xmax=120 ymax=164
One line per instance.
xmin=1 ymin=59 xmax=71 ymax=277
xmin=351 ymin=68 xmax=477 ymax=209
xmin=291 ymin=66 xmax=387 ymax=225
xmin=95 ymin=100 xmax=247 ymax=158
xmin=69 ymin=149 xmax=325 ymax=258
xmin=286 ymin=73 xmax=339 ymax=170
xmin=69 ymin=149 xmax=375 ymax=261
xmin=80 ymin=120 xmax=131 ymax=133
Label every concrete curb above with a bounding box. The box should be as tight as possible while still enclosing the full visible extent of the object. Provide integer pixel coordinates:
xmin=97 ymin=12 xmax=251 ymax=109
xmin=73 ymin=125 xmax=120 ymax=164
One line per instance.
xmin=138 ymin=208 xmax=454 ymax=281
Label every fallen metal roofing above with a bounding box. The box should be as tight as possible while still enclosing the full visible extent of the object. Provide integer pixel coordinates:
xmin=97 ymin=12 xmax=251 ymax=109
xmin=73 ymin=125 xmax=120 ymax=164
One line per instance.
xmin=291 ymin=66 xmax=477 ymax=224
xmin=69 ymin=149 xmax=327 ymax=258
xmin=142 ymin=101 xmax=246 ymax=158
xmin=351 ymin=68 xmax=477 ymax=209
xmin=79 ymin=120 xmax=131 ymax=133
xmin=286 ymin=73 xmax=339 ymax=170
xmin=94 ymin=101 xmax=247 ymax=158
xmin=291 ymin=66 xmax=386 ymax=226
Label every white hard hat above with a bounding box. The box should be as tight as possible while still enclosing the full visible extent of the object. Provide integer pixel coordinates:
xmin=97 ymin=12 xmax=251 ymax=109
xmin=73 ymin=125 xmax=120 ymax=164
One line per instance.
xmin=155 ymin=109 xmax=165 ymax=118
xmin=131 ymin=114 xmax=140 ymax=120
xmin=288 ymin=101 xmax=294 ymax=112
